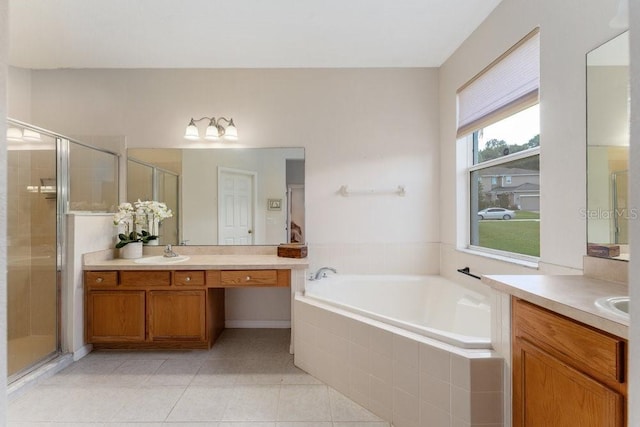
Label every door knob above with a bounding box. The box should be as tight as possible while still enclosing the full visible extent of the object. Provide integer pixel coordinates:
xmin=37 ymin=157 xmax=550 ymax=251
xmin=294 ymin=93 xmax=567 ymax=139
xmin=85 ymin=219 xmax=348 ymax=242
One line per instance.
xmin=248 ymin=230 xmax=252 ymax=234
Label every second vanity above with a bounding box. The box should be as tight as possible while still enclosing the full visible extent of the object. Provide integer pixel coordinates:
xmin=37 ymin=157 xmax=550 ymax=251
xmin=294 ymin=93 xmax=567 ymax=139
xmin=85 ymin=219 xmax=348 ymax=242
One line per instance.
xmin=482 ymin=271 xmax=629 ymax=426
xmin=83 ymin=247 xmax=308 ymax=350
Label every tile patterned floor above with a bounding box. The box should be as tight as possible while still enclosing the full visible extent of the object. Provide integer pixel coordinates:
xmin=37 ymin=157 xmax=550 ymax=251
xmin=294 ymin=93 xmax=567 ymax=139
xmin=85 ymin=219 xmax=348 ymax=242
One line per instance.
xmin=8 ymin=329 xmax=388 ymax=427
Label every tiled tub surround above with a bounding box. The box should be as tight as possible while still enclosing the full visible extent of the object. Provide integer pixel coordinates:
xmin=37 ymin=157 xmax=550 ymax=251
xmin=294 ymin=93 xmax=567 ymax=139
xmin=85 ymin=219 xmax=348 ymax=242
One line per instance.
xmin=294 ymin=296 xmax=504 ymax=427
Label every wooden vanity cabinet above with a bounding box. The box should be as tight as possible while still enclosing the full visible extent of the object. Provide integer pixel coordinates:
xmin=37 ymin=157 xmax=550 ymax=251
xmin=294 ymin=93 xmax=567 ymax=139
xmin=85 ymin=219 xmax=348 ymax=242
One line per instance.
xmin=148 ymin=290 xmax=206 ymax=341
xmin=85 ymin=268 xmax=290 ymax=349
xmin=85 ymin=270 xmax=211 ymax=348
xmin=512 ymin=297 xmax=627 ymax=427
xmin=86 ymin=290 xmax=146 ymax=342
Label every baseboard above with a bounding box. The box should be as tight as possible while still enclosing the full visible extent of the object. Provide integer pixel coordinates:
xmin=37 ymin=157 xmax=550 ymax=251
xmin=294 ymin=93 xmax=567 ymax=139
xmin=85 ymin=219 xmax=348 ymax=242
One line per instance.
xmin=225 ymin=320 xmax=291 ymax=328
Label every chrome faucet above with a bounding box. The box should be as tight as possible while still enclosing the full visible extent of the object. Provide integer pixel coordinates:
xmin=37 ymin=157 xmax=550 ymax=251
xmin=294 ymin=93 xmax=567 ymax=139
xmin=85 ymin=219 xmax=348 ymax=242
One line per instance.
xmin=163 ymin=244 xmax=178 ymax=258
xmin=312 ymin=267 xmax=337 ymax=280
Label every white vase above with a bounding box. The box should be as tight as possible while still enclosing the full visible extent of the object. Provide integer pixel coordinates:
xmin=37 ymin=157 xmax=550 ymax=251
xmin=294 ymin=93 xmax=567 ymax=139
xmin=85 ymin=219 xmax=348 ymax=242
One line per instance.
xmin=120 ymin=241 xmax=143 ymax=259
xmin=145 ymin=239 xmax=159 ymax=246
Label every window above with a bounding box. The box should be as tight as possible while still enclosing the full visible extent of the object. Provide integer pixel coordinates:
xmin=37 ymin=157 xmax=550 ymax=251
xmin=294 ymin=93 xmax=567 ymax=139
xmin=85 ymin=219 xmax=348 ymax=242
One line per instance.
xmin=458 ymin=29 xmax=540 ymax=260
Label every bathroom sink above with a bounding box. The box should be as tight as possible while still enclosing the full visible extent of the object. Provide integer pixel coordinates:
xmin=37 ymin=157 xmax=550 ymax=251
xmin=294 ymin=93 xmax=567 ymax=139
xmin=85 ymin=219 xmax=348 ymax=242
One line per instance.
xmin=133 ymin=255 xmax=190 ymax=264
xmin=595 ymin=296 xmax=629 ymax=319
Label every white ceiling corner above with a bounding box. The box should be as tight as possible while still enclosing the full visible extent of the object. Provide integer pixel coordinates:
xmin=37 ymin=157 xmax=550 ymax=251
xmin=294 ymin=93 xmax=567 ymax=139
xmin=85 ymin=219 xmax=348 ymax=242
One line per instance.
xmin=9 ymin=0 xmax=503 ymax=69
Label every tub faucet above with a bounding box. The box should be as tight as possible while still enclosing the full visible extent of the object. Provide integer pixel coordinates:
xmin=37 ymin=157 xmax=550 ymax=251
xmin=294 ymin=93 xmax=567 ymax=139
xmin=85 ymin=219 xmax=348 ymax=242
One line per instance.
xmin=163 ymin=244 xmax=178 ymax=258
xmin=313 ymin=267 xmax=337 ymax=280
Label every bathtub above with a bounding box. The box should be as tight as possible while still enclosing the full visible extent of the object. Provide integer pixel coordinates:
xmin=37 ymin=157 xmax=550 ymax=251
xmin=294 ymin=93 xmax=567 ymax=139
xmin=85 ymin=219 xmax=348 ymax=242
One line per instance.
xmin=294 ymin=274 xmax=503 ymax=426
xmin=304 ymin=274 xmax=491 ymax=349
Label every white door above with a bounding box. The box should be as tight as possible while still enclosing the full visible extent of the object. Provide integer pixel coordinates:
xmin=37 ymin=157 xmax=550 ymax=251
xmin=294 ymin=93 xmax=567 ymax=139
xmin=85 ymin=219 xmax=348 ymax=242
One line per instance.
xmin=287 ymin=185 xmax=305 ymax=243
xmin=218 ymin=167 xmax=255 ymax=245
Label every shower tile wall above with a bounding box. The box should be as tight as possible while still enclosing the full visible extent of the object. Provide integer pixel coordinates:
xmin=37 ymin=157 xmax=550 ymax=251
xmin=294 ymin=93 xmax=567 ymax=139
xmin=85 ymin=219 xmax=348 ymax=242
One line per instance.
xmin=7 ymin=149 xmax=57 ymax=342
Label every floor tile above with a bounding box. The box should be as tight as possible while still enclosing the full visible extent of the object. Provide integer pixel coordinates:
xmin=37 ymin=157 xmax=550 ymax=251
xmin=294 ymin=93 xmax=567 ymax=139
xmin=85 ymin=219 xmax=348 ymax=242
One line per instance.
xmin=329 ymin=388 xmax=382 ymax=422
xmin=222 ymin=385 xmax=281 ymax=421
xmin=145 ymin=359 xmax=205 ymax=386
xmin=165 ymin=386 xmax=232 ymax=422
xmin=235 ymin=357 xmax=288 ymax=385
xmin=276 ymin=423 xmax=332 ymax=427
xmin=277 ymin=385 xmax=331 ymax=422
xmin=190 ymin=358 xmax=241 ymax=386
xmin=110 ymin=386 xmax=186 ymax=422
xmin=54 ymin=387 xmax=126 ymax=423
xmin=7 ymin=329 xmax=391 ymax=426
xmin=219 ymin=423 xmax=275 ymax=427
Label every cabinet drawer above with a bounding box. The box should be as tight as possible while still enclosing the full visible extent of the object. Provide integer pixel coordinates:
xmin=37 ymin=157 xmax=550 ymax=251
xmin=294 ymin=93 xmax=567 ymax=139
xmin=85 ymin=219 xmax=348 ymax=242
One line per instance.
xmin=220 ymin=270 xmax=280 ymax=287
xmin=174 ymin=271 xmax=205 ymax=286
xmin=120 ymin=270 xmax=171 ymax=287
xmin=85 ymin=271 xmax=118 ymax=287
xmin=513 ymin=298 xmax=625 ymax=384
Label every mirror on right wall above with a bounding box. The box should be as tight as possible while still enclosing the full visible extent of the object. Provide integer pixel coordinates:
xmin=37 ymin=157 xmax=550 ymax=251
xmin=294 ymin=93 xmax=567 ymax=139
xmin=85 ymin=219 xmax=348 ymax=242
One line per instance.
xmin=586 ymin=31 xmax=630 ymax=261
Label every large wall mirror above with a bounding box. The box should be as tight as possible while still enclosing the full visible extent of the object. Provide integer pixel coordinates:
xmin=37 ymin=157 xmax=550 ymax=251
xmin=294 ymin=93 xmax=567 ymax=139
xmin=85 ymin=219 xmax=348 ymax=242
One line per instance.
xmin=127 ymin=148 xmax=305 ymax=246
xmin=586 ymin=31 xmax=629 ymax=261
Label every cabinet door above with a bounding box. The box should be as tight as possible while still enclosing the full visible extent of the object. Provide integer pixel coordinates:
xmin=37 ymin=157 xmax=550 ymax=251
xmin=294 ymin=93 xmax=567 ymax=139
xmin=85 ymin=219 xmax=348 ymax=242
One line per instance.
xmin=148 ymin=290 xmax=206 ymax=341
xmin=87 ymin=291 xmax=146 ymax=342
xmin=513 ymin=337 xmax=624 ymax=427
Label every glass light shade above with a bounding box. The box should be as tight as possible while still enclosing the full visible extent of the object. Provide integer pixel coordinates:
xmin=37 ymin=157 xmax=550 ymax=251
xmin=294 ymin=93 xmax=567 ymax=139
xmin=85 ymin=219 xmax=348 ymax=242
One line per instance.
xmin=7 ymin=127 xmax=23 ymax=141
xmin=223 ymin=120 xmax=238 ymax=141
xmin=609 ymin=0 xmax=628 ymax=28
xmin=184 ymin=123 xmax=200 ymax=140
xmin=22 ymin=129 xmax=42 ymax=141
xmin=205 ymin=124 xmax=220 ymax=140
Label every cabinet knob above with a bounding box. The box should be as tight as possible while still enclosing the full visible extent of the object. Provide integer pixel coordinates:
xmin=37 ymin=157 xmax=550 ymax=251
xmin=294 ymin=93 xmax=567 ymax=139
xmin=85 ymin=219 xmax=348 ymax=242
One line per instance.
xmin=96 ymin=277 xmax=103 ymax=283
xmin=185 ymin=276 xmax=191 ymax=282
xmin=245 ymin=276 xmax=251 ymax=281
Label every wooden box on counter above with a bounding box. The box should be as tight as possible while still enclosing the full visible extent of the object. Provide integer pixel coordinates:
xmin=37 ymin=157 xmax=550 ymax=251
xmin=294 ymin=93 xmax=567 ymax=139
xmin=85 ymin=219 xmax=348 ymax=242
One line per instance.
xmin=277 ymin=244 xmax=308 ymax=258
xmin=587 ymin=244 xmax=620 ymax=258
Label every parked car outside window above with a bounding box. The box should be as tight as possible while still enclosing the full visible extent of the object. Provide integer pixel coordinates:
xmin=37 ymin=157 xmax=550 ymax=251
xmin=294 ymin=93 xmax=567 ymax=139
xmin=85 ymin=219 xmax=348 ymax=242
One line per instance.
xmin=477 ymin=207 xmax=516 ymax=220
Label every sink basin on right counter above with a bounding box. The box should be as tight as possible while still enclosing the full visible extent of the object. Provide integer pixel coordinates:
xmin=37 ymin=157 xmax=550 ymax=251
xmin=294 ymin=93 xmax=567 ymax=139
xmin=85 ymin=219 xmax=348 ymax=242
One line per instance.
xmin=595 ymin=296 xmax=630 ymax=319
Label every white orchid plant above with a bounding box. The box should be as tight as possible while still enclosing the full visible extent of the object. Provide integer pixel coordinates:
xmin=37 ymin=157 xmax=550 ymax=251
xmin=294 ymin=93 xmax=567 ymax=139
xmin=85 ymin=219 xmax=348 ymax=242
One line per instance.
xmin=113 ymin=200 xmax=173 ymax=248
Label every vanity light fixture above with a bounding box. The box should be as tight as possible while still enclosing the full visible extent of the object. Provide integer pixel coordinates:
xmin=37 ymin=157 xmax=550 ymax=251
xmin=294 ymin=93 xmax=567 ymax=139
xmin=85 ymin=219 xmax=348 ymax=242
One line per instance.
xmin=6 ymin=127 xmax=42 ymax=142
xmin=609 ymin=0 xmax=628 ymax=29
xmin=184 ymin=116 xmax=238 ymax=141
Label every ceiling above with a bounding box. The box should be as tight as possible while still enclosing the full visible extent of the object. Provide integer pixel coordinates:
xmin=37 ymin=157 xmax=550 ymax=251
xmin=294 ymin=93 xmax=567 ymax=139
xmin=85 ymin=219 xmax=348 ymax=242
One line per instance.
xmin=9 ymin=0 xmax=502 ymax=69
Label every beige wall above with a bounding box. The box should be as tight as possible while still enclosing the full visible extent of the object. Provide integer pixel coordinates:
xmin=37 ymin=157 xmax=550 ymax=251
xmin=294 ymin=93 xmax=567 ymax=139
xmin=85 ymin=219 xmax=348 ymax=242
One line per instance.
xmin=8 ymin=65 xmax=31 ymax=121
xmin=438 ymin=0 xmax=625 ymax=275
xmin=13 ymin=67 xmax=441 ymax=275
xmin=8 ymin=68 xmax=440 ymax=333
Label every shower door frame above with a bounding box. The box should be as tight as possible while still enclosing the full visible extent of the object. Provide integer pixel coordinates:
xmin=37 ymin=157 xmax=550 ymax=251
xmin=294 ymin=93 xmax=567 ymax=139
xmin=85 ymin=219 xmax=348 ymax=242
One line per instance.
xmin=6 ymin=119 xmax=64 ymax=383
xmin=7 ymin=118 xmax=121 ymax=384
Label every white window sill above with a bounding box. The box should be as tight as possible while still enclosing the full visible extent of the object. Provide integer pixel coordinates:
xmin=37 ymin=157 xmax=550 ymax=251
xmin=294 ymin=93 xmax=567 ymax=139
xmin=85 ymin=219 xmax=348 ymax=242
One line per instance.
xmin=457 ymin=246 xmax=540 ymax=269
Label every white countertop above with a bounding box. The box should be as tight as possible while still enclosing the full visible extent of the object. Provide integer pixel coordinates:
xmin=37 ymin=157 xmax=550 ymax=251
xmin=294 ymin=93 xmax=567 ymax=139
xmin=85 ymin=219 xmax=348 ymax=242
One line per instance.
xmin=84 ymin=254 xmax=308 ymax=270
xmin=83 ymin=247 xmax=309 ymax=271
xmin=482 ymin=274 xmax=629 ymax=339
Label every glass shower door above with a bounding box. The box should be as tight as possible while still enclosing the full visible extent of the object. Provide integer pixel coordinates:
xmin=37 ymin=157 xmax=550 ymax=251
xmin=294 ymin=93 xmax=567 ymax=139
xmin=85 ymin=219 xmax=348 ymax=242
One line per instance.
xmin=6 ymin=124 xmax=60 ymax=380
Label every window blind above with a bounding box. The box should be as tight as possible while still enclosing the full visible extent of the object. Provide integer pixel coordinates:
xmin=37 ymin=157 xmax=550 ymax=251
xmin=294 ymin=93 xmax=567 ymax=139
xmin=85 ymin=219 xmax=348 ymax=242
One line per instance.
xmin=457 ymin=28 xmax=540 ymax=138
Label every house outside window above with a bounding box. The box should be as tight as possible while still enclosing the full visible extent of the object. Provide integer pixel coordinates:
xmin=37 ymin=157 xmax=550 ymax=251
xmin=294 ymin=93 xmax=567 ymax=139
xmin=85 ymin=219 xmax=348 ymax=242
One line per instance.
xmin=469 ymin=106 xmax=540 ymax=257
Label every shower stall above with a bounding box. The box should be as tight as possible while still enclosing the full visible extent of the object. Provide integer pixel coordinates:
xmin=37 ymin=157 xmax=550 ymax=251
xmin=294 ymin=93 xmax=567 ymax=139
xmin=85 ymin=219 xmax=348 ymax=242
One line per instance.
xmin=6 ymin=119 xmax=119 ymax=383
